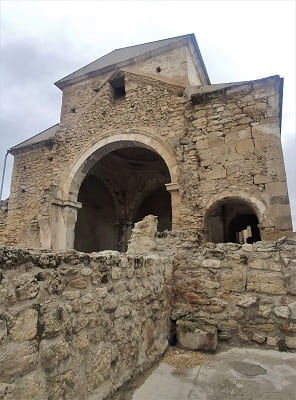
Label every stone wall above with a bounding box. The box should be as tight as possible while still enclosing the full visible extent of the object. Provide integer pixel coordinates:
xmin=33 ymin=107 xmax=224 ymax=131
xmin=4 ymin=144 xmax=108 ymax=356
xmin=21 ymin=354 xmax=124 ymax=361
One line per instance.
xmin=2 ymin=73 xmax=292 ymax=249
xmin=157 ymin=233 xmax=296 ymax=350
xmin=0 ymin=201 xmax=8 ymax=245
xmin=0 ymin=225 xmax=295 ymax=398
xmin=0 ymin=246 xmax=173 ymax=400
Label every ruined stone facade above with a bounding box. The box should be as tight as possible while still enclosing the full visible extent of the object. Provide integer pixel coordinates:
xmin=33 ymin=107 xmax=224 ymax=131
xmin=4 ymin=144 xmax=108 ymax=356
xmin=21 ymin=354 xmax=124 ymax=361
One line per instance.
xmin=0 ymin=34 xmax=292 ymax=250
xmin=0 ymin=34 xmax=295 ymax=398
xmin=0 ymin=218 xmax=295 ymax=399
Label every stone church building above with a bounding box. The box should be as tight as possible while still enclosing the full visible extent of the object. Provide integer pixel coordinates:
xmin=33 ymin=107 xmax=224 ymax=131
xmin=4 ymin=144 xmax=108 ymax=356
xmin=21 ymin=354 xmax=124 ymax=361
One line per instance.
xmin=0 ymin=34 xmax=293 ymax=251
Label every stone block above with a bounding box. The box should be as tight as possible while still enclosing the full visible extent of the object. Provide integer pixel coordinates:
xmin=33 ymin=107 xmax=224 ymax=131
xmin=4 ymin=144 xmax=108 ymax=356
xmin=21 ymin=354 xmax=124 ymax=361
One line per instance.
xmin=235 ymin=139 xmax=254 ymax=154
xmin=252 ymin=332 xmax=266 ymax=344
xmin=253 ymin=174 xmax=272 ymax=184
xmin=247 ymin=270 xmax=286 ymax=294
xmin=288 ymin=302 xmax=296 ymax=320
xmin=69 ymin=277 xmax=88 ymax=289
xmin=285 ymin=336 xmax=296 ymax=349
xmin=47 ymin=369 xmax=83 ymax=400
xmin=40 ymin=338 xmax=70 ymax=372
xmin=10 ymin=309 xmax=38 ymax=342
xmin=40 ymin=302 xmax=70 ymax=338
xmin=14 ymin=273 xmax=39 ymax=301
xmin=4 ymin=372 xmax=45 ymax=400
xmin=252 ymin=122 xmax=280 ymax=138
xmin=248 ymin=258 xmax=281 ymax=271
xmin=265 ymin=181 xmax=288 ymax=196
xmin=202 ymin=259 xmax=221 ymax=269
xmin=236 ymin=294 xmax=258 ymax=308
xmin=206 ymin=166 xmax=226 ymax=180
xmin=176 ymin=320 xmax=217 ymax=352
xmin=0 ymin=343 xmax=38 ymax=383
xmin=266 ymin=336 xmax=280 ymax=346
xmin=221 ymin=266 xmax=247 ymax=292
xmin=85 ymin=348 xmax=112 ymax=392
xmin=273 ymin=306 xmax=290 ymax=319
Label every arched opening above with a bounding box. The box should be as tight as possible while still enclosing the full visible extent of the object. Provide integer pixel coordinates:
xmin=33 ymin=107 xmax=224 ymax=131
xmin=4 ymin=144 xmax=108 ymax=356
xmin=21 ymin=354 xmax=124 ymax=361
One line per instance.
xmin=74 ymin=176 xmax=116 ymax=252
xmin=74 ymin=145 xmax=171 ymax=252
xmin=134 ymin=186 xmax=172 ymax=231
xmin=205 ymin=198 xmax=261 ymax=244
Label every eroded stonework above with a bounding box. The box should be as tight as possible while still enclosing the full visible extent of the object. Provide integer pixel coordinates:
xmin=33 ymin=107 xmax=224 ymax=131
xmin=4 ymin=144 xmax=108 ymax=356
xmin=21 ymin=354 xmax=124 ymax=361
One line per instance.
xmin=0 ymin=34 xmax=294 ymax=398
xmin=0 ymin=34 xmax=292 ymax=250
xmin=0 ymin=216 xmax=295 ymax=399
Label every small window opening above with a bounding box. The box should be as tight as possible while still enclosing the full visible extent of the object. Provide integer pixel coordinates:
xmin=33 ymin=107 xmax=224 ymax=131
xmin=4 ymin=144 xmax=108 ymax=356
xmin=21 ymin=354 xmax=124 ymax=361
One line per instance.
xmin=109 ymin=74 xmax=126 ymax=99
xmin=156 ymin=66 xmax=161 ymax=73
xmin=70 ymin=107 xmax=76 ymax=113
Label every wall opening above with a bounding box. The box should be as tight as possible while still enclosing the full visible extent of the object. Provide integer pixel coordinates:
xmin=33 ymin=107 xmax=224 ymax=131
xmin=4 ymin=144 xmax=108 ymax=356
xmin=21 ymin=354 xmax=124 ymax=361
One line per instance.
xmin=205 ymin=198 xmax=261 ymax=244
xmin=74 ymin=176 xmax=116 ymax=252
xmin=74 ymin=146 xmax=171 ymax=252
xmin=109 ymin=73 xmax=126 ymax=99
xmin=134 ymin=186 xmax=172 ymax=231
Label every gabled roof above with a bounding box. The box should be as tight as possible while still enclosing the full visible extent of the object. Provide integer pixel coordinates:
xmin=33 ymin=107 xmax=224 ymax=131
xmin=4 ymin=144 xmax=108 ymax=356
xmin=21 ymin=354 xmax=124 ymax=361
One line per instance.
xmin=55 ymin=34 xmax=210 ymax=89
xmin=10 ymin=124 xmax=59 ymax=152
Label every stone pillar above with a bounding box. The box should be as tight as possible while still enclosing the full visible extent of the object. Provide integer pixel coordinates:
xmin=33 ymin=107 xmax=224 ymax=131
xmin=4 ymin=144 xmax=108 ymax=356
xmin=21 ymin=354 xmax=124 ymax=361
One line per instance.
xmin=51 ymin=199 xmax=82 ymax=250
xmin=165 ymin=183 xmax=181 ymax=230
xmin=115 ymin=219 xmax=133 ymax=252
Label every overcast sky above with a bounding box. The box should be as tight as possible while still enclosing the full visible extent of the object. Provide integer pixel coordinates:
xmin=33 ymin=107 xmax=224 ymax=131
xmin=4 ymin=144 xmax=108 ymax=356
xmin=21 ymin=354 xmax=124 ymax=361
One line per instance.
xmin=0 ymin=0 xmax=295 ymax=229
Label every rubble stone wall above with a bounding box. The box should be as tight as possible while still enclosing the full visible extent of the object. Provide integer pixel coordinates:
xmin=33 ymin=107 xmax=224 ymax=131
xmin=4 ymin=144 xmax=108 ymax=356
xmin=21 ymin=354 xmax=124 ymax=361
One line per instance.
xmin=156 ymin=233 xmax=296 ymax=349
xmin=0 ymin=246 xmax=173 ymax=400
xmin=0 ymin=201 xmax=8 ymax=245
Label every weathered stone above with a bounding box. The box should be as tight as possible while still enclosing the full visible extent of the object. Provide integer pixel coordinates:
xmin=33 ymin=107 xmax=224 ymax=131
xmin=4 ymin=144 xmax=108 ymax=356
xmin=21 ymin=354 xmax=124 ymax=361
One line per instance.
xmin=236 ymin=294 xmax=258 ymax=308
xmin=40 ymin=302 xmax=70 ymax=338
xmin=252 ymin=333 xmax=266 ymax=344
xmin=202 ymin=259 xmax=221 ymax=269
xmin=257 ymin=305 xmax=272 ymax=318
xmin=63 ymin=290 xmax=81 ymax=300
xmin=0 ymin=318 xmax=7 ymax=344
xmin=95 ymin=287 xmax=108 ymax=298
xmin=0 ymin=343 xmax=38 ymax=383
xmin=4 ymin=372 xmax=45 ymax=400
xmin=176 ymin=320 xmax=218 ymax=351
xmin=221 ymin=266 xmax=247 ymax=292
xmin=69 ymin=277 xmax=88 ymax=289
xmin=75 ymin=330 xmax=89 ymax=350
xmin=10 ymin=309 xmax=38 ymax=342
xmin=274 ymin=306 xmax=291 ymax=319
xmin=247 ymin=270 xmax=286 ymax=294
xmin=40 ymin=337 xmax=70 ymax=372
xmin=14 ymin=273 xmax=39 ymax=300
xmin=285 ymin=336 xmax=296 ymax=349
xmin=85 ymin=348 xmax=112 ymax=392
xmin=47 ymin=369 xmax=83 ymax=400
xmin=266 ymin=336 xmax=280 ymax=346
xmin=288 ymin=301 xmax=296 ymax=320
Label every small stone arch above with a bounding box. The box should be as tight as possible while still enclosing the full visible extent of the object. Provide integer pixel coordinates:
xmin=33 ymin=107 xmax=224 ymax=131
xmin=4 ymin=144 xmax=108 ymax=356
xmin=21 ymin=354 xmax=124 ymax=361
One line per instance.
xmin=53 ymin=129 xmax=180 ymax=250
xmin=204 ymin=192 xmax=266 ymax=244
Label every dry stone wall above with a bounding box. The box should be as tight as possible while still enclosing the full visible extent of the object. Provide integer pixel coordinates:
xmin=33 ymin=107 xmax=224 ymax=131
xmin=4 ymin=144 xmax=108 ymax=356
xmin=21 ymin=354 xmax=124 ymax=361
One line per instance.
xmin=0 ymin=246 xmax=173 ymax=400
